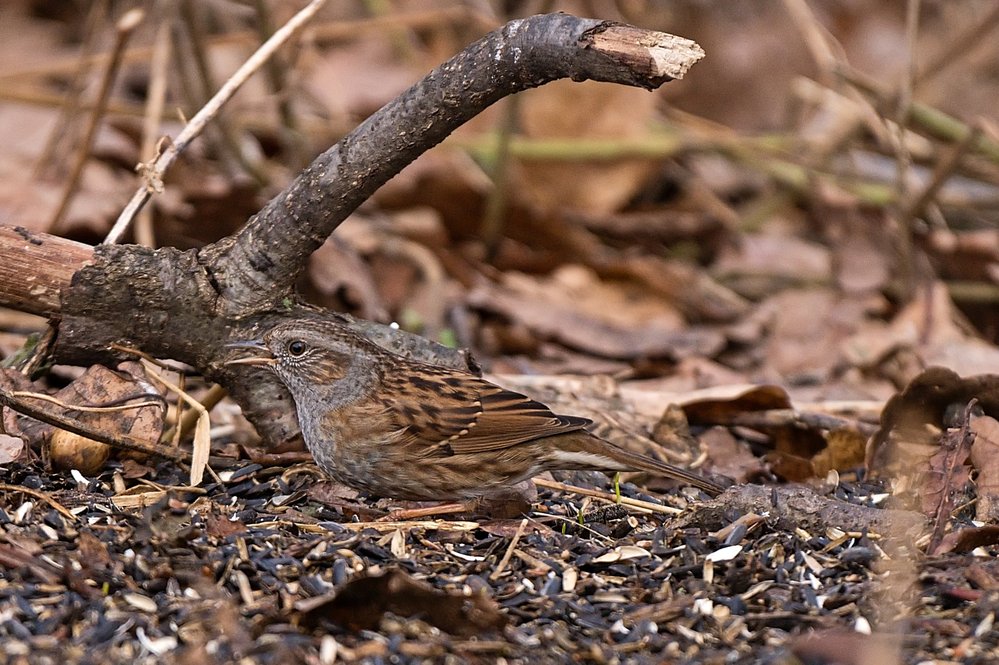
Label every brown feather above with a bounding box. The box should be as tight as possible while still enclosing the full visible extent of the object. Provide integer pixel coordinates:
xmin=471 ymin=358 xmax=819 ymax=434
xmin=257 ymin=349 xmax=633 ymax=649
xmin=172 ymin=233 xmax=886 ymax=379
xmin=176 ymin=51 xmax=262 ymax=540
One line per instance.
xmin=384 ymin=371 xmax=590 ymax=455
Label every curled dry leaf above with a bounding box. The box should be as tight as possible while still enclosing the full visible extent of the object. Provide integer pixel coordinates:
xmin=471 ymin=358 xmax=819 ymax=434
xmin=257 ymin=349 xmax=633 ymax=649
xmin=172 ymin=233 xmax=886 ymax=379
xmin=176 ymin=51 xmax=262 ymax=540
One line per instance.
xmin=867 ymin=367 xmax=999 ymax=479
xmin=969 ymin=414 xmax=999 ymax=523
xmin=295 ymin=568 xmax=506 ymax=636
xmin=0 ymin=433 xmax=26 ymax=464
xmin=468 ymin=266 xmax=725 ymax=360
xmin=0 ymin=363 xmax=165 ymax=474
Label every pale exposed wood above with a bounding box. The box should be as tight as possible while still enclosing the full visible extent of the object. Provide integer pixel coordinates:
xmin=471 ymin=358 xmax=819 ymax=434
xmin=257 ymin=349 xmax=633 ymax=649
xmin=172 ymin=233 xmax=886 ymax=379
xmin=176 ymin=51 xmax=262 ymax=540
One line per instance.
xmin=0 ymin=227 xmax=93 ymax=316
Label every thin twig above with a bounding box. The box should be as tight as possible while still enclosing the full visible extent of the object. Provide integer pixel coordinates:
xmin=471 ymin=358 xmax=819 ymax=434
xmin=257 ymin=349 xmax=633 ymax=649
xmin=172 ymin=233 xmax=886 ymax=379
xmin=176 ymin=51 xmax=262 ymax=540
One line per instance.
xmin=889 ymin=0 xmax=922 ymax=303
xmin=11 ymin=391 xmax=163 ymax=414
xmin=899 ymin=124 xmax=982 ymax=226
xmin=0 ymin=389 xmax=186 ymax=463
xmin=178 ymin=0 xmax=267 ymax=184
xmin=32 ymin=0 xmax=109 ymax=179
xmin=489 ymin=518 xmax=528 ymax=581
xmin=253 ymin=0 xmax=307 ymax=168
xmin=49 ymin=9 xmax=145 ymax=233
xmin=0 ymin=483 xmax=77 ymax=521
xmin=481 ymin=96 xmax=519 ymax=259
xmin=135 ymin=5 xmax=174 ymax=248
xmin=916 ymin=4 xmax=999 ymax=87
xmin=105 ymin=0 xmax=329 ymax=244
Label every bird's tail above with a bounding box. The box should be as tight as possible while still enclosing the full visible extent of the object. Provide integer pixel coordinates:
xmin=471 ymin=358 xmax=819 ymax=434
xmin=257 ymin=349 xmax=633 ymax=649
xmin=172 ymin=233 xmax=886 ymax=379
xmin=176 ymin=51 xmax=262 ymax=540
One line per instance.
xmin=551 ymin=434 xmax=724 ymax=495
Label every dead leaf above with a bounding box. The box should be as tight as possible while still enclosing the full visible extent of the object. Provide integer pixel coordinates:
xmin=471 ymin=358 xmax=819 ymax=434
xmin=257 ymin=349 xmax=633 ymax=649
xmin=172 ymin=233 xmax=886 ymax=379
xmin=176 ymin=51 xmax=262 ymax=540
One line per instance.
xmin=1 ymin=363 xmax=165 ymax=473
xmin=295 ymin=568 xmax=506 ymax=636
xmin=756 ymin=288 xmax=870 ymax=382
xmin=0 ymin=434 xmax=25 ymax=464
xmin=713 ymin=232 xmax=832 ymax=298
xmin=924 ymin=407 xmax=976 ymax=553
xmin=306 ymin=234 xmax=388 ymax=322
xmin=54 ymin=363 xmax=165 ymax=472
xmin=516 ymin=80 xmax=658 ymax=214
xmin=867 ymin=367 xmax=999 ymax=476
xmin=970 ymin=414 xmax=999 ymax=523
xmin=119 ymin=458 xmax=155 ymax=479
xmin=469 ymin=266 xmax=724 ymax=359
xmin=204 ymin=510 xmax=247 ymax=540
xmin=77 ymin=530 xmax=112 ymax=572
xmin=699 ymin=427 xmax=767 ymax=483
xmin=682 ymin=384 xmax=792 ymax=424
xmin=935 ymin=525 xmax=999 ymax=555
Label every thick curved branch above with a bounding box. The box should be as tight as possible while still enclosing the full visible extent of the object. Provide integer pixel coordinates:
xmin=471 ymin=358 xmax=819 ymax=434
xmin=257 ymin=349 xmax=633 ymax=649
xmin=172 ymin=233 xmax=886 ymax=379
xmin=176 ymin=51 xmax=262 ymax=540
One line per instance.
xmin=0 ymin=13 xmax=703 ymax=450
xmin=198 ymin=13 xmax=703 ymax=314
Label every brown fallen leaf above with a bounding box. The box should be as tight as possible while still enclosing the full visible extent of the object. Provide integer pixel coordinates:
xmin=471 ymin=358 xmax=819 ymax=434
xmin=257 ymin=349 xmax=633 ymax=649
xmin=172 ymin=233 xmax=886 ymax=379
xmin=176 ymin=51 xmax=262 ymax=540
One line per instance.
xmin=867 ymin=367 xmax=999 ymax=477
xmin=924 ymin=404 xmax=976 ymax=554
xmin=295 ymin=568 xmax=506 ymax=636
xmin=1 ymin=362 xmax=165 ymax=474
xmin=969 ymin=414 xmax=999 ymax=523
xmin=468 ymin=266 xmax=725 ymax=360
xmin=515 ymin=80 xmax=658 ymax=215
xmin=0 ymin=434 xmax=26 ymax=464
xmin=935 ymin=525 xmax=999 ymax=555
xmin=204 ymin=509 xmax=247 ymax=540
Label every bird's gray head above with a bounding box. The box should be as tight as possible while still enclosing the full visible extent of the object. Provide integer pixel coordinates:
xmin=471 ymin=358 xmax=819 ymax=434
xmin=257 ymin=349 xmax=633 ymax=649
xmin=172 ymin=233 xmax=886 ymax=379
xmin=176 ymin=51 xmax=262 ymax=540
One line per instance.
xmin=226 ymin=321 xmax=380 ymax=404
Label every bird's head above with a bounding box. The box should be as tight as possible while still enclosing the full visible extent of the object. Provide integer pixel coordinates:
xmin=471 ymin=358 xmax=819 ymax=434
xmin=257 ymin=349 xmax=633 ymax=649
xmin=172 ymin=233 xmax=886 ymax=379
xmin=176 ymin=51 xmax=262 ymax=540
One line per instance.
xmin=226 ymin=321 xmax=377 ymax=400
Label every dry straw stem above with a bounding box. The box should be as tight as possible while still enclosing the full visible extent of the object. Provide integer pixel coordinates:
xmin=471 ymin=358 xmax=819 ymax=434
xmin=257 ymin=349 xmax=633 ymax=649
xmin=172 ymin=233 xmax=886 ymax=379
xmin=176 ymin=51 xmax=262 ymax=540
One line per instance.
xmin=489 ymin=517 xmax=529 ymax=581
xmin=139 ymin=359 xmax=211 ymax=486
xmin=135 ymin=13 xmax=173 ymax=248
xmin=0 ymin=483 xmax=76 ymax=521
xmin=10 ymin=390 xmax=162 ymax=415
xmin=32 ymin=0 xmax=109 ymax=178
xmin=106 ymin=0 xmax=329 ymax=244
xmin=533 ymin=477 xmax=684 ymax=516
xmin=49 ymin=8 xmax=145 ymax=234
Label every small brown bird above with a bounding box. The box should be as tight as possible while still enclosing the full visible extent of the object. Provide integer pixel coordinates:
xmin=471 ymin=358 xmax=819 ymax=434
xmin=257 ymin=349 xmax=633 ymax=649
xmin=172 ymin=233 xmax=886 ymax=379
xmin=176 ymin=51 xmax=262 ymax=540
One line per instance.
xmin=227 ymin=320 xmax=723 ymax=503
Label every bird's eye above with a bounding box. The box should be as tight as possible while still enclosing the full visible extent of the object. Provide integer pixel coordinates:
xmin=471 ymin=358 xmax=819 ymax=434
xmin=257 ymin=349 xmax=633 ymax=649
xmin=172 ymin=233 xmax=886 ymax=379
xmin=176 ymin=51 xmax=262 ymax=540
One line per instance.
xmin=287 ymin=340 xmax=307 ymax=357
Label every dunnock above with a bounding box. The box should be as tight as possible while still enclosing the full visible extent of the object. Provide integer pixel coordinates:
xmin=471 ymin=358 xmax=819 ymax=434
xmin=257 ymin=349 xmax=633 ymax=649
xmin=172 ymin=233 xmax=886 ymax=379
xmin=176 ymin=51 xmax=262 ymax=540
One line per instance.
xmin=227 ymin=320 xmax=723 ymax=502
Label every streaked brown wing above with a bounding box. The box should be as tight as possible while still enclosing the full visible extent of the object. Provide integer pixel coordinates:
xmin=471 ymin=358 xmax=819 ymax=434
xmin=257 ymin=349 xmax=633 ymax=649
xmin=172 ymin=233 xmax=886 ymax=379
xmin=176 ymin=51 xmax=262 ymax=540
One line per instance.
xmin=383 ymin=370 xmax=589 ymax=456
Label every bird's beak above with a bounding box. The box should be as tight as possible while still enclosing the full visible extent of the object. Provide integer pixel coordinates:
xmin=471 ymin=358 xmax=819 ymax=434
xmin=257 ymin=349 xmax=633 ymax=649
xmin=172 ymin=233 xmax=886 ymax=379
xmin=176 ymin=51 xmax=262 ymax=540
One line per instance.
xmin=224 ymin=340 xmax=276 ymax=366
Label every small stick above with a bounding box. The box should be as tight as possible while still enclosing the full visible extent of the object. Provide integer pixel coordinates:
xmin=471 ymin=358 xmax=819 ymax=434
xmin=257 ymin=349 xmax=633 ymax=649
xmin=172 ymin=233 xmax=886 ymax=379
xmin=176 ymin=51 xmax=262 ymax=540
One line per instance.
xmin=178 ymin=0 xmax=267 ymax=184
xmin=105 ymin=0 xmax=329 ymax=244
xmin=0 ymin=389 xmax=186 ymax=463
xmin=32 ymin=0 xmax=109 ymax=178
xmin=11 ymin=390 xmax=163 ymax=414
xmin=49 ymin=9 xmax=145 ymax=233
xmin=0 ymin=483 xmax=77 ymax=521
xmin=490 ymin=517 xmax=529 ymax=580
xmin=898 ymin=124 xmax=982 ymax=225
xmin=253 ymin=0 xmax=307 ymax=168
xmin=135 ymin=10 xmax=174 ymax=248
